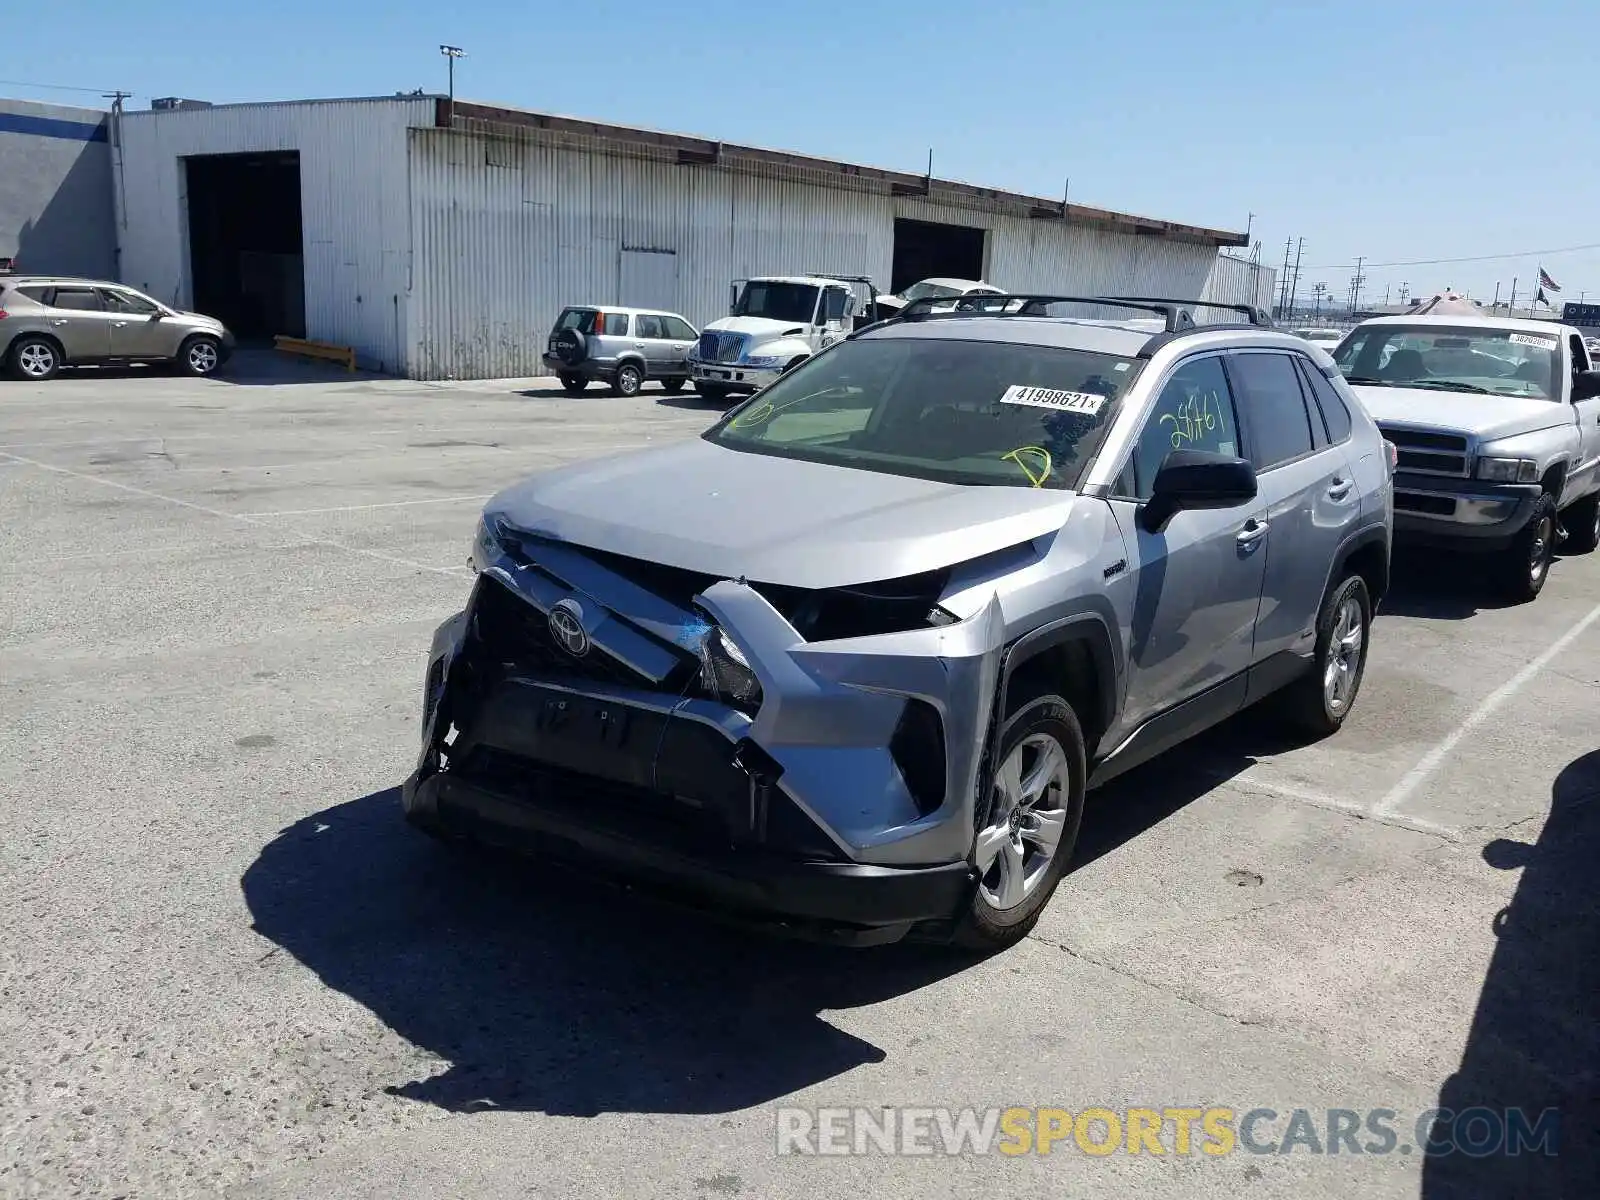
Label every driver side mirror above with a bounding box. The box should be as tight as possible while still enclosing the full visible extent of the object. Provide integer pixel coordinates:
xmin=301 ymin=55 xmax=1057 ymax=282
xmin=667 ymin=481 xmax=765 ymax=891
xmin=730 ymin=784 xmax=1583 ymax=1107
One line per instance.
xmin=1573 ymin=370 xmax=1600 ymax=402
xmin=1139 ymin=449 xmax=1258 ymax=533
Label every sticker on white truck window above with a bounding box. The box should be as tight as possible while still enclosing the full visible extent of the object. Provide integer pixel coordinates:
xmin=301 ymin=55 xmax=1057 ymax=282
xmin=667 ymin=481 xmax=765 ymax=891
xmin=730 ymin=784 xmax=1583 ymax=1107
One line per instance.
xmin=1510 ymin=333 xmax=1558 ymax=349
xmin=999 ymin=385 xmax=1107 ymax=415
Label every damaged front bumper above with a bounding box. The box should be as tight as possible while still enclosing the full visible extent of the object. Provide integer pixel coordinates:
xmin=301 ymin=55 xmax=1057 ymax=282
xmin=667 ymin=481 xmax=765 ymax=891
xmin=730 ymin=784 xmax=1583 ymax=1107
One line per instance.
xmin=402 ymin=530 xmax=1008 ymax=943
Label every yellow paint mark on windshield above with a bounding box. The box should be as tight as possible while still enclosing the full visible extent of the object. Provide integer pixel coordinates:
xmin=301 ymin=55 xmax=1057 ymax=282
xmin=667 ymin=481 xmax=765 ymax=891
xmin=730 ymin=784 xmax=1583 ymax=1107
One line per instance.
xmin=1002 ymin=445 xmax=1053 ymax=488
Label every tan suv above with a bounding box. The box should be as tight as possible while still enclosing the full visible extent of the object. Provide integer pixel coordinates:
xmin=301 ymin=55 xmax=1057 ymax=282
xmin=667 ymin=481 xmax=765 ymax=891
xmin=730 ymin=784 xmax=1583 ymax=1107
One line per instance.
xmin=0 ymin=276 xmax=235 ymax=380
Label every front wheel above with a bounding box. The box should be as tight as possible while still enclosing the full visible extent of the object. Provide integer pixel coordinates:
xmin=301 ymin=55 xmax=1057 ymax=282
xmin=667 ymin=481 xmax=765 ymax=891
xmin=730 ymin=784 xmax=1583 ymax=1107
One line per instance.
xmin=953 ymin=694 xmax=1086 ymax=953
xmin=1562 ymin=492 xmax=1600 ymax=555
xmin=611 ymin=362 xmax=643 ymax=397
xmin=1281 ymin=573 xmax=1371 ymax=737
xmin=179 ymin=335 xmax=222 ymax=377
xmin=1500 ymin=495 xmax=1557 ymax=603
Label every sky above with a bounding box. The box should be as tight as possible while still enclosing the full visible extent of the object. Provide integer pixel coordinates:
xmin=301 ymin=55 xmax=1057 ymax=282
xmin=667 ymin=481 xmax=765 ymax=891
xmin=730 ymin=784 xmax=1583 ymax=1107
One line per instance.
xmin=11 ymin=0 xmax=1600 ymax=307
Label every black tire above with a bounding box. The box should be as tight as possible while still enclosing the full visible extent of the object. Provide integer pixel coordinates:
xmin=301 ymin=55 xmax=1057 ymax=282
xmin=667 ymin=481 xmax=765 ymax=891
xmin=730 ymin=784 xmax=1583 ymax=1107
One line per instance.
xmin=9 ymin=335 xmax=61 ymax=381
xmin=558 ymin=372 xmax=587 ymax=395
xmin=1500 ymin=494 xmax=1558 ymax=603
xmin=1562 ymin=492 xmax=1600 ymax=554
xmin=552 ymin=329 xmax=587 ymax=366
xmin=694 ymin=382 xmax=732 ymax=404
xmin=660 ymin=376 xmax=686 ymax=394
xmin=178 ymin=335 xmax=223 ymax=377
xmin=612 ymin=361 xmax=644 ymax=397
xmin=953 ymin=693 xmax=1086 ymax=953
xmin=1280 ymin=573 xmax=1372 ymax=738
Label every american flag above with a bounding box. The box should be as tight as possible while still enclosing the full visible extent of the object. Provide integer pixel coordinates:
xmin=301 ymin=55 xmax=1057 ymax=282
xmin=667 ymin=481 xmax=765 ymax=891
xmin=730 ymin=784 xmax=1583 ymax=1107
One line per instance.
xmin=1538 ymin=268 xmax=1561 ymax=293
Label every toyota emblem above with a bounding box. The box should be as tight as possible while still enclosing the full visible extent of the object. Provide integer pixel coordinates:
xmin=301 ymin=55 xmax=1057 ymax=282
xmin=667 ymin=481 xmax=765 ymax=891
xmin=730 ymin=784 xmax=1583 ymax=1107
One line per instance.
xmin=547 ymin=598 xmax=590 ymax=657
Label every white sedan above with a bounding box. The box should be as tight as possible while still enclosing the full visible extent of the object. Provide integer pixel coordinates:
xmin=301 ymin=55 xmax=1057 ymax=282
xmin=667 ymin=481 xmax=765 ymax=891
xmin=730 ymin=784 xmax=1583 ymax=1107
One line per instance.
xmin=876 ymin=278 xmax=1010 ymax=317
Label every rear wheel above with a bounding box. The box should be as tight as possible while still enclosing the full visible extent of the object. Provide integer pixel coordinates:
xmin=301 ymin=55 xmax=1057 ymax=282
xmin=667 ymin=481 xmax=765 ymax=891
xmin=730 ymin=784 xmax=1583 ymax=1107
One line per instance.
xmin=558 ymin=372 xmax=587 ymax=395
xmin=612 ymin=362 xmax=644 ymax=397
xmin=1500 ymin=494 xmax=1557 ymax=603
xmin=1562 ymin=492 xmax=1600 ymax=554
xmin=953 ymin=693 xmax=1086 ymax=953
xmin=1281 ymin=573 xmax=1371 ymax=738
xmin=10 ymin=336 xmax=61 ymax=380
xmin=660 ymin=376 xmax=686 ymax=394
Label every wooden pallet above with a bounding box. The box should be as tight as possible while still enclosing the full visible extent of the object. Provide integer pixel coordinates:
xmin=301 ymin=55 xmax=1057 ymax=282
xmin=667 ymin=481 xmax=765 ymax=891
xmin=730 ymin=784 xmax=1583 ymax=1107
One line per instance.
xmin=273 ymin=334 xmax=356 ymax=371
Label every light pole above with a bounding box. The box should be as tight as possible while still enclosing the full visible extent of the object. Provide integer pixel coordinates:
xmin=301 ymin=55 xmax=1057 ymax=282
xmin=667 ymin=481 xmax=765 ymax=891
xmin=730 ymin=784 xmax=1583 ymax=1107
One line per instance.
xmin=1312 ymin=281 xmax=1327 ymax=322
xmin=439 ymin=44 xmax=465 ymax=111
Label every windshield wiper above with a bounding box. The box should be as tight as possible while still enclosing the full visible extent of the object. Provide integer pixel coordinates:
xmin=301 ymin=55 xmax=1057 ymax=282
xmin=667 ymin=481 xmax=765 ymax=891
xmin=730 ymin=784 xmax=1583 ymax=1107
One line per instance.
xmin=1402 ymin=380 xmax=1495 ymax=395
xmin=1342 ymin=375 xmax=1389 ymax=386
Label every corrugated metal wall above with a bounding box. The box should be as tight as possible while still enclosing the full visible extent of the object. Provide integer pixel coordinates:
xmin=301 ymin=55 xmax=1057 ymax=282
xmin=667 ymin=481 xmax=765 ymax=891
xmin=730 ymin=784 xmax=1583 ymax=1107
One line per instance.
xmin=115 ymin=97 xmax=434 ymax=372
xmin=407 ymin=126 xmax=1243 ymax=380
xmin=1200 ymin=252 xmax=1276 ymax=313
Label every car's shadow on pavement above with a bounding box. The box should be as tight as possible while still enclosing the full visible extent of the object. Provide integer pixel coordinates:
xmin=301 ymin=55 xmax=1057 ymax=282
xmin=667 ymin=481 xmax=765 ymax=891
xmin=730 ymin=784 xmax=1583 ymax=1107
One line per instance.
xmin=1420 ymin=748 xmax=1600 ymax=1199
xmin=1376 ymin=552 xmax=1524 ymax=620
xmin=241 ymin=789 xmax=970 ymax=1117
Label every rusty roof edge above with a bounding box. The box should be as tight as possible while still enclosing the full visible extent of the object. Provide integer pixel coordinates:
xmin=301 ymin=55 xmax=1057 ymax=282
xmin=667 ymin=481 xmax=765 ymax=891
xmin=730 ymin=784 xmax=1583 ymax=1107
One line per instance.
xmin=443 ymin=101 xmax=1246 ymax=248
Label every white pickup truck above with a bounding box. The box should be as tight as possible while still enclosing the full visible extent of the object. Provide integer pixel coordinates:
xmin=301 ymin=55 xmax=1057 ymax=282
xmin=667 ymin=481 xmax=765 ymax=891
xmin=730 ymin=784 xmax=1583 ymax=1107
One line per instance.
xmin=687 ymin=274 xmax=878 ymax=402
xmin=1331 ymin=315 xmax=1600 ymax=601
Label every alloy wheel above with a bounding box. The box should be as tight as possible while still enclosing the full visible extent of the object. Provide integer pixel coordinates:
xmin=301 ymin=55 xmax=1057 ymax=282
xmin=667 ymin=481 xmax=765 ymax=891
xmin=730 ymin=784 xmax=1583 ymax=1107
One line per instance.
xmin=1322 ymin=593 xmax=1365 ymax=714
xmin=17 ymin=343 xmax=55 ymax=378
xmin=188 ymin=341 xmax=219 ymax=375
xmin=975 ymin=733 xmax=1070 ymax=911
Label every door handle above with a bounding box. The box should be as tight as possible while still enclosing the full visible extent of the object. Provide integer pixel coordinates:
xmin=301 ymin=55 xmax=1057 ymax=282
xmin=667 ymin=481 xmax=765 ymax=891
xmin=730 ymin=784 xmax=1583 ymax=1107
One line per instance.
xmin=1236 ymin=519 xmax=1270 ymax=546
xmin=50 ymin=319 xmax=68 ymax=326
xmin=634 ymin=342 xmax=646 ymax=348
xmin=112 ymin=321 xmax=129 ymax=328
xmin=1327 ymin=477 xmax=1354 ymax=501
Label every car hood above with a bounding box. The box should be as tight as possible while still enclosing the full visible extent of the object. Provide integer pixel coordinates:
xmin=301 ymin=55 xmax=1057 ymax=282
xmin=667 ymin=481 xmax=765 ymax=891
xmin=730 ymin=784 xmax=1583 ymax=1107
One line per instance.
xmin=702 ymin=315 xmax=810 ymax=340
xmin=1352 ymin=385 xmax=1570 ymax=442
xmin=485 ymin=438 xmax=1078 ymax=590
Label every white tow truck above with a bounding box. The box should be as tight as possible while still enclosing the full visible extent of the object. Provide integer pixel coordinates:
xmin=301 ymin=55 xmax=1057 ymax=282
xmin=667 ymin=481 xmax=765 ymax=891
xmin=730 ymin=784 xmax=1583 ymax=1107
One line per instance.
xmin=687 ymin=274 xmax=880 ymax=402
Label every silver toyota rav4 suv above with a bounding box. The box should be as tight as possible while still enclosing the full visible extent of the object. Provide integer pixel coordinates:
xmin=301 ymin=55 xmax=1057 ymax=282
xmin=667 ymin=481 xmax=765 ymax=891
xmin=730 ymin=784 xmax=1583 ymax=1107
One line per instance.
xmin=404 ymin=296 xmax=1394 ymax=950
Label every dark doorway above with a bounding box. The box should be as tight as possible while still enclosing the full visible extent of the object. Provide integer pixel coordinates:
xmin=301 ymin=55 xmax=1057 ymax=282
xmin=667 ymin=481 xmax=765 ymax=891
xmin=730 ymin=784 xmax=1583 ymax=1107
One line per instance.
xmin=890 ymin=218 xmax=987 ymax=294
xmin=184 ymin=151 xmax=305 ymax=339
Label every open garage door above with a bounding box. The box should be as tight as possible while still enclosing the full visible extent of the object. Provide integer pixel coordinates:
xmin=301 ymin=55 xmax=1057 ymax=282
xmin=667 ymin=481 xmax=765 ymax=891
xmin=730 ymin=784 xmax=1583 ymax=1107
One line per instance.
xmin=185 ymin=151 xmax=305 ymax=339
xmin=891 ymin=218 xmax=988 ymax=294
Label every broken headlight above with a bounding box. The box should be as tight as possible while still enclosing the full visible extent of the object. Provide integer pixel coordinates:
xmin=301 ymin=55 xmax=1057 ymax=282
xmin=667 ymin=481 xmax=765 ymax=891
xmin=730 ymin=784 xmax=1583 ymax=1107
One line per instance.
xmin=697 ymin=624 xmax=763 ymax=712
xmin=470 ymin=514 xmax=506 ymax=573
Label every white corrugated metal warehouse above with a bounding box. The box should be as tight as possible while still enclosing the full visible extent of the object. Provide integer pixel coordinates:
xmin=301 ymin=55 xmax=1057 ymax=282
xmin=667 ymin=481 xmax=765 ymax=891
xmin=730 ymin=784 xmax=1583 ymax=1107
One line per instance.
xmin=113 ymin=95 xmax=1273 ymax=380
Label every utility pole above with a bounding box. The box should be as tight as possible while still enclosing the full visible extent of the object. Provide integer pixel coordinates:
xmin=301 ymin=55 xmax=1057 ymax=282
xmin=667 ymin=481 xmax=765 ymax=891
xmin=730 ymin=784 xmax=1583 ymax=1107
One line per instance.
xmin=1399 ymin=282 xmax=1409 ymax=309
xmin=1277 ymin=238 xmax=1293 ymax=318
xmin=1492 ymin=281 xmax=1501 ymax=313
xmin=1384 ymin=284 xmax=1391 ymax=307
xmin=1349 ymin=256 xmax=1366 ymax=317
xmin=1286 ymin=237 xmax=1305 ymax=319
xmin=439 ymin=44 xmax=465 ymax=116
xmin=1312 ymin=281 xmax=1327 ymax=321
xmin=1508 ymin=277 xmax=1518 ymax=316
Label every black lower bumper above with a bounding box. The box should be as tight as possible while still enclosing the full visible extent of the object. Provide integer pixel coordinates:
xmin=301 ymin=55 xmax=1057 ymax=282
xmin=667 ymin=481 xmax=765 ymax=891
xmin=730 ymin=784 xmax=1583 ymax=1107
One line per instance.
xmin=402 ymin=770 xmax=974 ymax=945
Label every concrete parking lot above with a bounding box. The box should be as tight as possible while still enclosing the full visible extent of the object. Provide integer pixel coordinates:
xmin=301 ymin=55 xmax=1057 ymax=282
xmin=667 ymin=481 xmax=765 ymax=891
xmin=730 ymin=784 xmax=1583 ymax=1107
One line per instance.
xmin=2 ymin=353 xmax=1596 ymax=1199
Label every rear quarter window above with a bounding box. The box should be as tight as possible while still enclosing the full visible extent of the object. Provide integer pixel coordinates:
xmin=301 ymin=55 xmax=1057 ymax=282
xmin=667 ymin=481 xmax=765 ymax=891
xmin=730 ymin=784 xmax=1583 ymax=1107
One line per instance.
xmin=1296 ymin=358 xmax=1354 ymax=443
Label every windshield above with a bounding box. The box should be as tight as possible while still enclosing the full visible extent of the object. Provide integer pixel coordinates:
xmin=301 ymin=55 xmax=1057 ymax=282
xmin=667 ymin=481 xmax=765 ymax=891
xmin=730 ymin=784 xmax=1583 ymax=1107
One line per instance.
xmin=1333 ymin=324 xmax=1561 ymax=400
xmin=734 ymin=282 xmax=819 ymax=324
xmin=703 ymin=337 xmax=1143 ymax=490
xmin=900 ymin=281 xmax=966 ymax=302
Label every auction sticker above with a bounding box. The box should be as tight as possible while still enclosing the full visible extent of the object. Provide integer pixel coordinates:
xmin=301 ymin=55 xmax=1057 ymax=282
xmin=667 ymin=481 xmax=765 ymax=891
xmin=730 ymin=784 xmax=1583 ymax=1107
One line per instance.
xmin=1000 ymin=385 xmax=1107 ymax=414
xmin=1510 ymin=333 xmax=1557 ymax=349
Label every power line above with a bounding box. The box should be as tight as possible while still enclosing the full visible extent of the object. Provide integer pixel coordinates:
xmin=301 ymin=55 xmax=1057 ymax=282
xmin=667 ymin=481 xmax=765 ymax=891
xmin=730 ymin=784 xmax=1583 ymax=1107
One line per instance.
xmin=1302 ymin=240 xmax=1600 ymax=273
xmin=0 ymin=77 xmax=128 ymax=96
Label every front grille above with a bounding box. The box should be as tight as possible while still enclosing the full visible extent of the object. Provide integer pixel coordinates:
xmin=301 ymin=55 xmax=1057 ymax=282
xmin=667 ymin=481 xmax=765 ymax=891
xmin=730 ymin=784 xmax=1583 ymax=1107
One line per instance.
xmin=696 ymin=331 xmax=747 ymax=363
xmin=1379 ymin=426 xmax=1470 ymax=477
xmin=1395 ymin=491 xmax=1458 ymax=516
xmin=471 ymin=574 xmax=691 ymax=692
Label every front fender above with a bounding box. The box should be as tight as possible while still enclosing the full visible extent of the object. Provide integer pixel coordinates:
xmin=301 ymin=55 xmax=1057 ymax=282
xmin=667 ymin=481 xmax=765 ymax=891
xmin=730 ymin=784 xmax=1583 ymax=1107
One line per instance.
xmin=746 ymin=336 xmax=814 ymax=363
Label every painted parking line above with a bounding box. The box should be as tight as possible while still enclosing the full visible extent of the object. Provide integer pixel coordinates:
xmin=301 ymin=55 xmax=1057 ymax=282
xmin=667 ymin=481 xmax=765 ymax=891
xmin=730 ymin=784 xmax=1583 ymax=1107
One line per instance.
xmin=0 ymin=449 xmax=473 ymax=581
xmin=1373 ymin=596 xmax=1600 ymax=819
xmin=242 ymin=495 xmax=493 ymax=518
xmin=1211 ymin=769 xmax=1459 ymax=840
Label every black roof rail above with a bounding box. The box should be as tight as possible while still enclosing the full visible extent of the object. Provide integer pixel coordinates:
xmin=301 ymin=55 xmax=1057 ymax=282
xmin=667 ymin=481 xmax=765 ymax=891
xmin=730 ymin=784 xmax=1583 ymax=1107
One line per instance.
xmin=893 ymin=293 xmax=1199 ymax=331
xmin=1099 ymin=295 xmax=1275 ymax=329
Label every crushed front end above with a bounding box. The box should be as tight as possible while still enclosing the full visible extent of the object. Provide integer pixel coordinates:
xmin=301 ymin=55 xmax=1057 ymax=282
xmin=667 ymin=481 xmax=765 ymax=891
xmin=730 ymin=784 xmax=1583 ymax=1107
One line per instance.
xmin=402 ymin=516 xmax=1005 ymax=945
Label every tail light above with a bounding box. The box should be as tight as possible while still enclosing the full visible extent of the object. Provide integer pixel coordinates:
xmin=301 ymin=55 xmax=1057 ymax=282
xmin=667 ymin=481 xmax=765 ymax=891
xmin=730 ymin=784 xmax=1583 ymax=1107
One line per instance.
xmin=0 ymin=309 xmax=8 ymax=320
xmin=1383 ymin=439 xmax=1398 ymax=474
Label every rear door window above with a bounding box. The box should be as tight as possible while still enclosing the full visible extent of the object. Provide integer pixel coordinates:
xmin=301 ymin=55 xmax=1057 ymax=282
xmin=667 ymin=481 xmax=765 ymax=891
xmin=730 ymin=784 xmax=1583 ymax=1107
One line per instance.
xmin=1226 ymin=351 xmax=1318 ymax=470
xmin=49 ymin=287 xmax=106 ymax=311
xmin=598 ymin=311 xmax=630 ymax=337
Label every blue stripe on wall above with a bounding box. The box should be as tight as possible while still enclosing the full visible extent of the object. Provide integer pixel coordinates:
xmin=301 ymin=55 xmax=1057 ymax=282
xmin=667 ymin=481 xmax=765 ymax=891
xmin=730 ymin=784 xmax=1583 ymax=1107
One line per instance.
xmin=0 ymin=112 xmax=110 ymax=143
